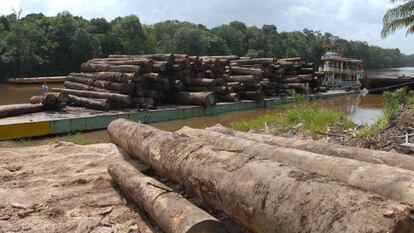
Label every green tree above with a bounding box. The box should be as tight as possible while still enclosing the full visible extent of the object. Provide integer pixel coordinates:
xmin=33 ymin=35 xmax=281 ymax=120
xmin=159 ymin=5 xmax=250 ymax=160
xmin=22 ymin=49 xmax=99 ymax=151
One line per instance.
xmin=382 ymin=0 xmax=414 ymax=37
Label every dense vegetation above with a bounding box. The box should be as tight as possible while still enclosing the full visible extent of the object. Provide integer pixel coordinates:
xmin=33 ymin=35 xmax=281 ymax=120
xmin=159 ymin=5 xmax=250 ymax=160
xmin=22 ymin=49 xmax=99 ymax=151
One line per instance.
xmin=1 ymin=11 xmax=413 ymax=80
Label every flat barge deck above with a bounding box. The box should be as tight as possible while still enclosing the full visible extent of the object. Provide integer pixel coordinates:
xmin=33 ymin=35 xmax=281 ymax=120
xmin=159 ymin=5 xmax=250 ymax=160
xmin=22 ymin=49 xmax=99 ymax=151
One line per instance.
xmin=0 ymin=90 xmax=356 ymax=140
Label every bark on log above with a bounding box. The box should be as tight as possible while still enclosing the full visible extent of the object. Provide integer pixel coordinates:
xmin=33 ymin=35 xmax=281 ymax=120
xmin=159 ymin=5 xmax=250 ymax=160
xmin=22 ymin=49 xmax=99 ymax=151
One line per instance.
xmin=66 ymin=75 xmax=134 ymax=94
xmin=69 ymin=95 xmax=112 ymax=110
xmin=227 ymin=75 xmax=260 ymax=83
xmin=70 ymin=72 xmax=140 ymax=83
xmin=232 ymin=58 xmax=274 ymax=65
xmin=0 ymin=103 xmax=45 ymax=118
xmin=178 ymin=126 xmax=414 ymax=203
xmin=132 ymin=98 xmax=155 ymax=108
xmin=207 ymin=124 xmax=414 ymax=172
xmin=64 ymin=81 xmax=115 ymax=93
xmin=81 ymin=63 xmax=141 ymax=73
xmin=218 ymin=93 xmax=240 ymax=102
xmin=239 ymin=91 xmax=264 ymax=101
xmin=29 ymin=92 xmax=69 ymax=109
xmin=108 ymin=162 xmax=228 ymax=233
xmin=190 ymin=78 xmax=224 ymax=87
xmin=53 ymin=88 xmax=132 ymax=105
xmin=172 ymin=92 xmax=216 ymax=106
xmin=230 ymin=67 xmax=263 ymax=76
xmin=107 ymin=119 xmax=414 ymax=233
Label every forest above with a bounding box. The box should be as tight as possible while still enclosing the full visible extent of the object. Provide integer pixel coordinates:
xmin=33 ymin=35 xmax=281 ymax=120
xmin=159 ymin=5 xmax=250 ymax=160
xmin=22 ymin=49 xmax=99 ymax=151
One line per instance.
xmin=0 ymin=11 xmax=413 ymax=80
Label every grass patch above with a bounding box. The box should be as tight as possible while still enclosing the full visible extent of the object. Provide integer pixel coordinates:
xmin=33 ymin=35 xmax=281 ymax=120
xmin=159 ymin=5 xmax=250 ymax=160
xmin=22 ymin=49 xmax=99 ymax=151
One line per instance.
xmin=67 ymin=133 xmax=91 ymax=145
xmin=357 ymin=88 xmax=414 ymax=138
xmin=232 ymin=100 xmax=354 ymax=135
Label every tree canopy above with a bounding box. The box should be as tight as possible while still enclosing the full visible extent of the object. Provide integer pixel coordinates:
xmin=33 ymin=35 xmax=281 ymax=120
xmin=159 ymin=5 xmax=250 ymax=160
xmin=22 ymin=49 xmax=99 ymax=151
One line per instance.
xmin=382 ymin=0 xmax=414 ymax=37
xmin=0 ymin=11 xmax=413 ymax=81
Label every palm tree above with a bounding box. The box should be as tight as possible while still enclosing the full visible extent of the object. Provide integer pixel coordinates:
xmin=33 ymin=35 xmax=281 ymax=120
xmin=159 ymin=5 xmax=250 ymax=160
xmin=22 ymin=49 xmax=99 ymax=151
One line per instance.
xmin=381 ymin=0 xmax=414 ymax=37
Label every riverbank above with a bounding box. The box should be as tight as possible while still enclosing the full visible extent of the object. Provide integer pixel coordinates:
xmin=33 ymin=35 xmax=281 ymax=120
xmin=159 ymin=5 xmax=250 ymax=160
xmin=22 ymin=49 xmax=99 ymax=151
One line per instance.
xmin=233 ymin=88 xmax=414 ymax=153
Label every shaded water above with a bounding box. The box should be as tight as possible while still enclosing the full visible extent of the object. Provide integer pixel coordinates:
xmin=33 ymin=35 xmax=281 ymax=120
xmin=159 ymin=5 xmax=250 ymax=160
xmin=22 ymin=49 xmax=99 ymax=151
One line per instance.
xmin=0 ymin=83 xmax=63 ymax=105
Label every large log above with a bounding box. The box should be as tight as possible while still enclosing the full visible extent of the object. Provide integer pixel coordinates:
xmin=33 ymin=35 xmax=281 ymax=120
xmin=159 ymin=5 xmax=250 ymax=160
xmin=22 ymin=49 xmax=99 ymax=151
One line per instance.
xmin=53 ymin=88 xmax=132 ymax=105
xmin=81 ymin=63 xmax=141 ymax=73
xmin=190 ymin=78 xmax=224 ymax=87
xmin=217 ymin=93 xmax=240 ymax=102
xmin=63 ymin=81 xmax=114 ymax=93
xmin=207 ymin=124 xmax=414 ymax=172
xmin=239 ymin=91 xmax=264 ymax=101
xmin=108 ymin=162 xmax=227 ymax=233
xmin=70 ymin=72 xmax=140 ymax=83
xmin=178 ymin=126 xmax=414 ymax=203
xmin=0 ymin=103 xmax=45 ymax=118
xmin=232 ymin=58 xmax=274 ymax=65
xmin=108 ymin=119 xmax=414 ymax=233
xmin=172 ymin=92 xmax=216 ymax=106
xmin=227 ymin=75 xmax=260 ymax=83
xmin=69 ymin=95 xmax=112 ymax=110
xmin=66 ymin=76 xmax=134 ymax=94
xmin=230 ymin=67 xmax=263 ymax=76
xmin=30 ymin=92 xmax=69 ymax=109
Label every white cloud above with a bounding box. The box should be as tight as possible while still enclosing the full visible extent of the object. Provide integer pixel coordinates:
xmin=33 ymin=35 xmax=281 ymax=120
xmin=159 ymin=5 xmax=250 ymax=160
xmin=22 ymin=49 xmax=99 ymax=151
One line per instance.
xmin=1 ymin=0 xmax=412 ymax=54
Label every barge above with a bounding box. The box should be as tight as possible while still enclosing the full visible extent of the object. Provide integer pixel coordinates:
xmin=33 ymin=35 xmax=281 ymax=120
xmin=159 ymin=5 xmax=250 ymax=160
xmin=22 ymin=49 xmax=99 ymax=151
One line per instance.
xmin=0 ymin=90 xmax=356 ymax=140
xmin=7 ymin=76 xmax=67 ymax=84
xmin=359 ymin=76 xmax=414 ymax=94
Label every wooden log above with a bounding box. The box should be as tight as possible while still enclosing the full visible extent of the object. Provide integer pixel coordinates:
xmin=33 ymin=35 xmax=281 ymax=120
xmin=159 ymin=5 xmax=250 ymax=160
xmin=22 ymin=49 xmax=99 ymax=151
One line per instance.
xmin=146 ymin=90 xmax=165 ymax=100
xmin=226 ymin=82 xmax=243 ymax=92
xmin=152 ymin=61 xmax=167 ymax=72
xmin=66 ymin=76 xmax=134 ymax=94
xmin=108 ymin=162 xmax=227 ymax=233
xmin=30 ymin=94 xmax=56 ymax=106
xmin=218 ymin=93 xmax=240 ymax=102
xmin=81 ymin=63 xmax=141 ymax=73
xmin=207 ymin=124 xmax=414 ymax=172
xmin=232 ymin=58 xmax=274 ymax=65
xmin=0 ymin=103 xmax=45 ymax=118
xmin=29 ymin=92 xmax=69 ymax=109
xmin=190 ymin=78 xmax=224 ymax=87
xmin=230 ymin=67 xmax=263 ymax=76
xmin=69 ymin=95 xmax=112 ymax=110
xmin=178 ymin=126 xmax=414 ymax=203
xmin=172 ymin=92 xmax=216 ymax=106
xmin=242 ymin=82 xmax=263 ymax=91
xmin=239 ymin=91 xmax=264 ymax=101
xmin=227 ymin=75 xmax=260 ymax=83
xmin=63 ymin=81 xmax=116 ymax=93
xmin=132 ymin=98 xmax=155 ymax=108
xmin=300 ymin=67 xmax=314 ymax=74
xmin=70 ymin=72 xmax=140 ymax=83
xmin=107 ymin=119 xmax=414 ymax=233
xmin=53 ymin=88 xmax=132 ymax=105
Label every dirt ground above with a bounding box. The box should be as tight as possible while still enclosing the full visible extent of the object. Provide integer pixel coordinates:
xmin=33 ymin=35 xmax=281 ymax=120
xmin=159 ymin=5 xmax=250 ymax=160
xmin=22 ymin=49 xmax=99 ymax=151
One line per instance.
xmin=0 ymin=142 xmax=161 ymax=233
xmin=0 ymin=142 xmax=245 ymax=233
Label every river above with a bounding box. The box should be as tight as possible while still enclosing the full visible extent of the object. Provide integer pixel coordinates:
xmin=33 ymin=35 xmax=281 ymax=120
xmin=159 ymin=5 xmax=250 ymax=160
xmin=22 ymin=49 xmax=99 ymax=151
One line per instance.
xmin=1 ymin=67 xmax=413 ymax=146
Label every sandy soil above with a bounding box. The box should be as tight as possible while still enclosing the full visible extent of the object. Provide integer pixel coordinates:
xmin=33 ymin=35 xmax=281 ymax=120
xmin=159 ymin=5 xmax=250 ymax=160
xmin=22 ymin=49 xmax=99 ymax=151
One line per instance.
xmin=0 ymin=142 xmax=161 ymax=233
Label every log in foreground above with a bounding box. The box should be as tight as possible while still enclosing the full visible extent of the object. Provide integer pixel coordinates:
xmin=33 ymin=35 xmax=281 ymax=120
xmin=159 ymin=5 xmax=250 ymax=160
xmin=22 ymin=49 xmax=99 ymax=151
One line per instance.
xmin=108 ymin=119 xmax=414 ymax=233
xmin=108 ymin=162 xmax=228 ymax=233
xmin=177 ymin=126 xmax=414 ymax=203
xmin=207 ymin=124 xmax=414 ymax=172
xmin=0 ymin=103 xmax=44 ymax=118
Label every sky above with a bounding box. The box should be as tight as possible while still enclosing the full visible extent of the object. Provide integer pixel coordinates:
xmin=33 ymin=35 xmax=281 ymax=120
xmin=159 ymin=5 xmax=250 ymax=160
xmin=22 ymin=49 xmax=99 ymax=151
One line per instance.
xmin=0 ymin=0 xmax=413 ymax=54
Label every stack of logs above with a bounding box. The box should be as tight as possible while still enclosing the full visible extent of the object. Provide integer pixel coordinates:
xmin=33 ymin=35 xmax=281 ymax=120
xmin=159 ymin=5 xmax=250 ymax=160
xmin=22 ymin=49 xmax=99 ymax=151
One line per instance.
xmin=53 ymin=54 xmax=320 ymax=111
xmin=107 ymin=119 xmax=414 ymax=233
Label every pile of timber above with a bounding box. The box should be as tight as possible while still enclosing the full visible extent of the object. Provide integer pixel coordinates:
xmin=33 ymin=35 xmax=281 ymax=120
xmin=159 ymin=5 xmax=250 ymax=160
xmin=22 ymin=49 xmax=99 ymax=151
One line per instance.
xmin=107 ymin=118 xmax=414 ymax=233
xmin=51 ymin=54 xmax=321 ymax=111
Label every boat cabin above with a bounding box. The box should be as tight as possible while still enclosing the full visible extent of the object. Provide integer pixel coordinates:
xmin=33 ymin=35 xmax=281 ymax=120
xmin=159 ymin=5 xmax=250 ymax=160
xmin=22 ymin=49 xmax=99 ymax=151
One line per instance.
xmin=319 ymin=46 xmax=364 ymax=89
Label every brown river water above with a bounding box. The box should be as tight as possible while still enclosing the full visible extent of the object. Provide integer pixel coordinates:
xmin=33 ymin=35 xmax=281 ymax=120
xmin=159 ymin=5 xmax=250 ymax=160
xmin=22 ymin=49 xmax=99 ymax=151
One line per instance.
xmin=1 ymin=67 xmax=413 ymax=146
